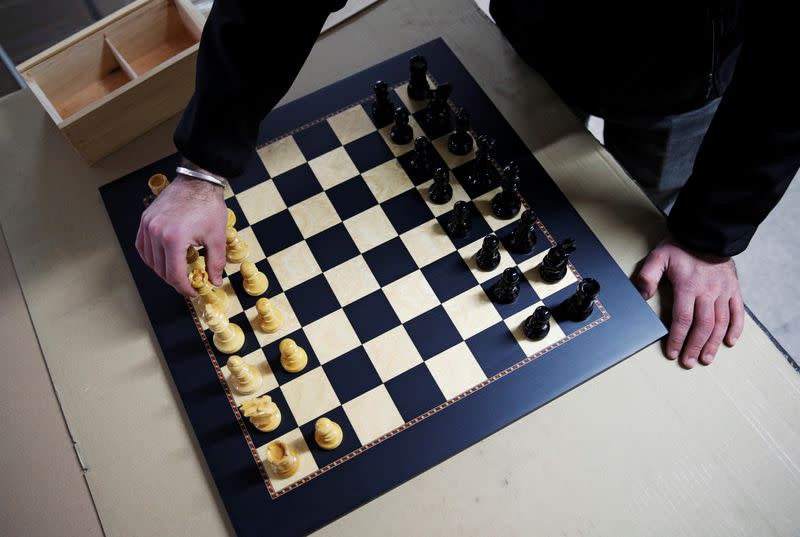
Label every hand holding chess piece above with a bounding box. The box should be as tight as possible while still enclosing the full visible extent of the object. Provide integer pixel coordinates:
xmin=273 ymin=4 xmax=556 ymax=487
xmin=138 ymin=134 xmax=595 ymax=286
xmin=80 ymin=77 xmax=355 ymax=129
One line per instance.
xmin=190 ymin=268 xmax=228 ymax=311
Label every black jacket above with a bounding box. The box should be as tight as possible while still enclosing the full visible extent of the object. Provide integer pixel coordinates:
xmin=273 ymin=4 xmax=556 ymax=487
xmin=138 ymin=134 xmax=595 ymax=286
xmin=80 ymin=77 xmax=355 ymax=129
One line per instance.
xmin=174 ymin=0 xmax=799 ymax=257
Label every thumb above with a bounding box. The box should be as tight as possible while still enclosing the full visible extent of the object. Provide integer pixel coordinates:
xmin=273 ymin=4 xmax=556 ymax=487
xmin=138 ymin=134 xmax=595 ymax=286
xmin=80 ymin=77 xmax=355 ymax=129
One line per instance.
xmin=635 ymin=249 xmax=667 ymax=300
xmin=205 ymin=227 xmax=227 ymax=287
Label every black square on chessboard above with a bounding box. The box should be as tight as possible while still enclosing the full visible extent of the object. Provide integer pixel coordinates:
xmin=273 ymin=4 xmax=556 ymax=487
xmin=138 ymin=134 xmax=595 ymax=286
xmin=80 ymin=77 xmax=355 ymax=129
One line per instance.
xmin=327 ymin=176 xmax=378 ymax=221
xmin=435 ymin=201 xmax=493 ymax=250
xmin=322 ymin=346 xmax=382 ymax=405
xmin=381 ymin=189 xmax=434 ymax=235
xmin=404 ymin=305 xmax=463 ymax=360
xmin=284 ymin=275 xmax=340 ymax=326
xmin=225 ymin=196 xmax=250 ymax=231
xmin=497 ymin=221 xmax=549 ymax=265
xmin=230 ymin=152 xmax=270 ymax=194
xmin=241 ymin=386 xmax=298 ymax=446
xmin=421 ymin=251 xmax=478 ymax=303
xmin=293 ymin=120 xmax=341 ymax=161
xmin=541 ymin=282 xmax=604 ymax=334
xmin=344 ymin=131 xmax=395 ymax=173
xmin=263 ymin=329 xmax=322 ymax=386
xmin=228 ymin=259 xmax=282 ymax=310
xmin=299 ymin=406 xmax=361 ymax=468
xmin=396 ymin=147 xmax=448 ymax=186
xmin=411 ymin=108 xmax=454 ymax=141
xmin=272 ymin=163 xmax=323 ymax=207
xmin=250 ymin=210 xmax=303 ymax=256
xmin=204 ymin=311 xmax=260 ymax=359
xmin=362 ymin=237 xmax=418 ymax=287
xmin=451 ymin=160 xmax=501 ymax=199
xmin=384 ymin=363 xmax=446 ymax=422
xmin=480 ymin=268 xmax=539 ymax=319
xmin=466 ymin=321 xmax=527 ymax=377
xmin=344 ymin=290 xmax=401 ymax=343
xmin=306 ymin=223 xmax=360 ymax=272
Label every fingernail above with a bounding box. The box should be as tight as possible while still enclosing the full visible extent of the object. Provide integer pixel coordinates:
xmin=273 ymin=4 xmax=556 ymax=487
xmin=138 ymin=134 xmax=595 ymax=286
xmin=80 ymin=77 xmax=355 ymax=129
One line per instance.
xmin=684 ymin=357 xmax=697 ymax=369
xmin=640 ymin=291 xmax=648 ymax=300
xmin=730 ymin=336 xmax=738 ymax=345
xmin=667 ymin=349 xmax=678 ymax=360
xmin=701 ymin=353 xmax=713 ymax=365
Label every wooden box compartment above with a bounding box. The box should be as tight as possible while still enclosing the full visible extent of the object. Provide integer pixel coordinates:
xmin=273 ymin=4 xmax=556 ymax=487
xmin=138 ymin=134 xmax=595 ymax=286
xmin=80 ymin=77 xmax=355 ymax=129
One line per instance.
xmin=18 ymin=0 xmax=205 ymax=163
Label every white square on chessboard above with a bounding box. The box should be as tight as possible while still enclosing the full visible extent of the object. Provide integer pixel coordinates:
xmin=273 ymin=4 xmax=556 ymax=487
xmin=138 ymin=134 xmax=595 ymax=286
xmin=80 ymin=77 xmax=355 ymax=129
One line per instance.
xmin=327 ymin=105 xmax=376 ymax=145
xmin=394 ymin=78 xmax=436 ymax=114
xmin=221 ymin=348 xmax=279 ymax=406
xmin=459 ymin=237 xmax=516 ymax=284
xmin=308 ymin=146 xmax=360 ymax=189
xmin=267 ymin=241 xmax=321 ymax=290
xmin=425 ymin=342 xmax=487 ymax=400
xmin=289 ymin=192 xmax=340 ymax=238
xmin=223 ymin=183 xmax=234 ymax=200
xmin=257 ymin=136 xmax=306 ymax=178
xmin=504 ymin=302 xmax=567 ymax=357
xmin=400 ymin=219 xmax=456 ymax=268
xmin=235 ymin=180 xmax=286 ymax=225
xmin=363 ymin=325 xmax=423 ymax=382
xmin=246 ymin=293 xmax=301 ymax=348
xmin=443 ymin=286 xmax=503 ymax=339
xmin=324 ymin=255 xmax=379 ymax=307
xmin=361 ymin=159 xmax=413 ymax=203
xmin=344 ymin=206 xmax=396 ymax=252
xmin=303 ymin=310 xmax=361 ymax=365
xmin=378 ymin=115 xmax=424 ymax=156
xmin=517 ymin=249 xmax=579 ymax=300
xmin=280 ymin=367 xmax=340 ymax=426
xmin=431 ymin=134 xmax=476 ymax=170
xmin=417 ymin=176 xmax=470 ymax=217
xmin=383 ymin=270 xmax=439 ymax=323
xmin=192 ymin=278 xmax=244 ymax=330
xmin=343 ymin=385 xmax=404 ymax=445
xmin=224 ymin=226 xmax=266 ymax=275
xmin=473 ymin=187 xmax=517 ymax=232
xmin=256 ymin=428 xmax=318 ymax=492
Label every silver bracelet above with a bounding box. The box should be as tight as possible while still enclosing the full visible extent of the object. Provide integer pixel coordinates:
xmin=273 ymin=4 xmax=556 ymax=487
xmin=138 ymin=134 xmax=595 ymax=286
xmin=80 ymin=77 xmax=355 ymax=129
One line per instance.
xmin=176 ymin=166 xmax=229 ymax=189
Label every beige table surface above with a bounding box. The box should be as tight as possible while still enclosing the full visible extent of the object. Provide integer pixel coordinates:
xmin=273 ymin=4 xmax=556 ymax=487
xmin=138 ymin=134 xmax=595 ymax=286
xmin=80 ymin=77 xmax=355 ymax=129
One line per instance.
xmin=2 ymin=1 xmax=799 ymax=535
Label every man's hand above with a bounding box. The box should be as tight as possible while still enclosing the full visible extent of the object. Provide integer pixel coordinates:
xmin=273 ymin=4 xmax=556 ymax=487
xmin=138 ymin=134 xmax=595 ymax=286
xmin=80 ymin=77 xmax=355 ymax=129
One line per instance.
xmin=136 ymin=174 xmax=227 ymax=296
xmin=635 ymin=238 xmax=744 ymax=368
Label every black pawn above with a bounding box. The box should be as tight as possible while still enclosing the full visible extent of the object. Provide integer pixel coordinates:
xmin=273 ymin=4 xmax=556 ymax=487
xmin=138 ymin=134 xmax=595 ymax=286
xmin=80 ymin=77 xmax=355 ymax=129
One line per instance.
xmin=424 ymin=83 xmax=453 ymax=132
xmin=508 ymin=208 xmax=537 ymax=254
xmin=428 ymin=167 xmax=452 ymax=204
xmin=475 ymin=234 xmax=501 ymax=271
xmin=466 ymin=134 xmax=496 ymax=187
xmin=409 ymin=136 xmax=434 ymax=176
xmin=371 ymin=80 xmax=395 ymax=127
xmin=491 ymin=267 xmax=521 ymax=304
xmin=446 ymin=200 xmax=472 ymax=238
xmin=556 ymin=278 xmax=601 ymax=322
xmin=491 ymin=161 xmax=522 ymax=219
xmin=448 ymin=107 xmax=474 ymax=156
xmin=523 ymin=306 xmax=552 ymax=340
xmin=539 ymin=238 xmax=576 ymax=283
xmin=407 ymin=55 xmax=430 ymax=101
xmin=390 ymin=107 xmax=413 ymax=145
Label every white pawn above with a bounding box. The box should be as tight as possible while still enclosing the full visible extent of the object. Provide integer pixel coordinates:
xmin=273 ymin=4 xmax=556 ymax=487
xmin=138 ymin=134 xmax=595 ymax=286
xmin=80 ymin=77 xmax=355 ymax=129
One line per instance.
xmin=315 ymin=417 xmax=343 ymax=450
xmin=241 ymin=395 xmax=281 ymax=432
xmin=226 ymin=226 xmax=249 ymax=264
xmin=190 ymin=268 xmax=228 ymax=311
xmin=226 ymin=355 xmax=262 ymax=395
xmin=240 ymin=260 xmax=268 ymax=296
xmin=255 ymin=297 xmax=283 ymax=333
xmin=264 ymin=440 xmax=299 ymax=478
xmin=279 ymin=338 xmax=307 ymax=373
xmin=205 ymin=304 xmax=244 ymax=354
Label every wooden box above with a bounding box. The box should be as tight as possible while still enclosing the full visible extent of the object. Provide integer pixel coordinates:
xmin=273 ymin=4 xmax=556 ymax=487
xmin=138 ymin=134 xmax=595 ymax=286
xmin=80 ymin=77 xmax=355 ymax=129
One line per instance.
xmin=17 ymin=0 xmax=205 ymax=164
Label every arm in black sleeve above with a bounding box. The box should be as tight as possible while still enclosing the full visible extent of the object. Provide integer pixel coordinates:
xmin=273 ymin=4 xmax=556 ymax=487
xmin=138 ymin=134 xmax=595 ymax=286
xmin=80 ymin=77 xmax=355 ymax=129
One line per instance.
xmin=174 ymin=0 xmax=347 ymax=178
xmin=667 ymin=3 xmax=800 ymax=257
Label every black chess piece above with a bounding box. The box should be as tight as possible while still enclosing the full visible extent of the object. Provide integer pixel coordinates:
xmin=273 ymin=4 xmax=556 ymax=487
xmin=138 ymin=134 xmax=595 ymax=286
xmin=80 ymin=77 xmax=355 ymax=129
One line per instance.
xmin=446 ymin=200 xmax=472 ymax=238
xmin=407 ymin=55 xmax=430 ymax=101
xmin=539 ymin=238 xmax=577 ymax=283
xmin=428 ymin=167 xmax=453 ymax=204
xmin=556 ymin=278 xmax=600 ymax=322
xmin=390 ymin=107 xmax=413 ymax=145
xmin=409 ymin=136 xmax=434 ymax=177
xmin=523 ymin=306 xmax=552 ymax=340
xmin=424 ymin=83 xmax=453 ymax=132
xmin=371 ymin=80 xmax=395 ymax=127
xmin=507 ymin=208 xmax=537 ymax=254
xmin=491 ymin=267 xmax=521 ymax=304
xmin=466 ymin=134 xmax=496 ymax=187
xmin=448 ymin=107 xmax=474 ymax=156
xmin=475 ymin=234 xmax=501 ymax=271
xmin=491 ymin=161 xmax=522 ymax=219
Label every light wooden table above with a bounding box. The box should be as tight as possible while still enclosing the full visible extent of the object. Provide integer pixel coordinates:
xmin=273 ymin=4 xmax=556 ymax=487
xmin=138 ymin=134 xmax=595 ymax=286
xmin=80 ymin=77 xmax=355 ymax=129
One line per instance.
xmin=1 ymin=1 xmax=799 ymax=535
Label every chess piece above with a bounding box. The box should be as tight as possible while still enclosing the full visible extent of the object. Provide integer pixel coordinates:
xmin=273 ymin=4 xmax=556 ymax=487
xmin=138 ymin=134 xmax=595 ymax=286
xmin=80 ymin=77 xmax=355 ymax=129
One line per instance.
xmin=389 ymin=107 xmax=413 ymax=145
xmin=491 ymin=161 xmax=522 ymax=219
xmin=186 ymin=246 xmax=206 ymax=273
xmin=556 ymin=278 xmax=600 ymax=322
xmin=475 ymin=234 xmax=501 ymax=271
xmin=225 ymin=226 xmax=249 ymax=264
xmin=241 ymin=395 xmax=281 ymax=432
xmin=264 ymin=440 xmax=299 ymax=478
xmin=447 ymin=107 xmax=474 ymax=155
xmin=407 ymin=54 xmax=430 ymax=101
xmin=523 ymin=306 xmax=552 ymax=340
xmin=428 ymin=167 xmax=453 ymax=204
xmin=240 ymin=260 xmax=268 ymax=296
xmin=491 ymin=267 xmax=521 ymax=304
xmin=255 ymin=297 xmax=284 ymax=333
xmin=446 ymin=200 xmax=472 ymax=238
xmin=466 ymin=134 xmax=496 ymax=188
xmin=539 ymin=238 xmax=577 ymax=283
xmin=423 ymin=82 xmax=453 ymax=132
xmin=205 ymin=304 xmax=245 ymax=354
xmin=314 ymin=417 xmax=343 ymax=450
xmin=226 ymin=355 xmax=262 ymax=395
xmin=507 ymin=208 xmax=537 ymax=254
xmin=226 ymin=208 xmax=236 ymax=229
xmin=371 ymin=80 xmax=395 ymax=126
xmin=409 ymin=136 xmax=434 ymax=177
xmin=189 ymin=268 xmax=228 ymax=311
xmin=279 ymin=338 xmax=307 ymax=373
xmin=148 ymin=173 xmax=169 ymax=196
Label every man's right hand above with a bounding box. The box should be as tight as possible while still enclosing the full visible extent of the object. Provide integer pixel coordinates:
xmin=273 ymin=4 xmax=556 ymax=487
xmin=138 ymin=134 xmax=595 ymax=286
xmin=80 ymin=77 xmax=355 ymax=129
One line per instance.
xmin=136 ymin=173 xmax=227 ymax=296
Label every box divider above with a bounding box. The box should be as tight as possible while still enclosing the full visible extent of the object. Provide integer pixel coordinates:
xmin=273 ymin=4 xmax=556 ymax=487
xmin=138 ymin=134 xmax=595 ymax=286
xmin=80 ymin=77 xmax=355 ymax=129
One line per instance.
xmin=104 ymin=36 xmax=139 ymax=79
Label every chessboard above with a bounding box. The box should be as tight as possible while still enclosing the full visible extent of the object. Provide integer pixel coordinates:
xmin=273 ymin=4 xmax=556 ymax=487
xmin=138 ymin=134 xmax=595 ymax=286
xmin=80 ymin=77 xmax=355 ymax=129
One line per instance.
xmin=100 ymin=39 xmax=666 ymax=537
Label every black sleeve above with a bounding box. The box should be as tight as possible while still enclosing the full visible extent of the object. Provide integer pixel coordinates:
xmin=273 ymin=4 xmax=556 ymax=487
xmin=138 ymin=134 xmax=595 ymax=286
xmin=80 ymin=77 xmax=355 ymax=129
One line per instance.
xmin=173 ymin=0 xmax=347 ymax=178
xmin=667 ymin=3 xmax=800 ymax=257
